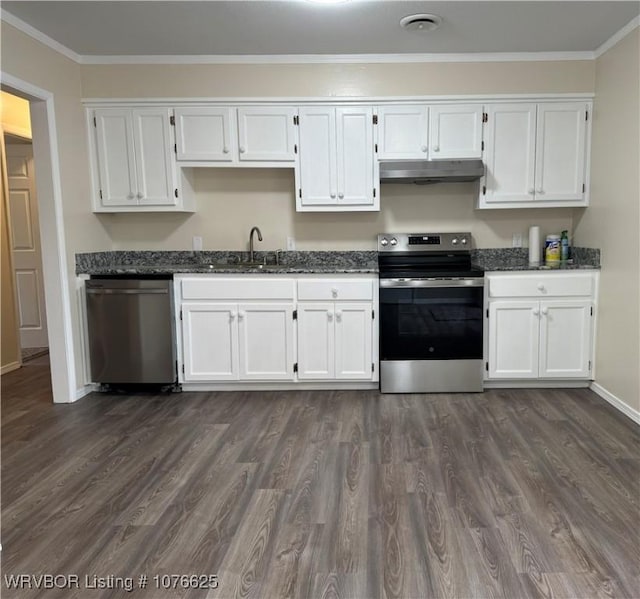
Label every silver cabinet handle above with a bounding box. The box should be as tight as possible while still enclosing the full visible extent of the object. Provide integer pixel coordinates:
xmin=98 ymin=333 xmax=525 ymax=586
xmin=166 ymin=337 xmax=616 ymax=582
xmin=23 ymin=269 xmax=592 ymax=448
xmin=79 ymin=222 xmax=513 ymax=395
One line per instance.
xmin=335 ymin=310 xmax=343 ymax=322
xmin=528 ymin=189 xmax=535 ymax=195
xmin=239 ymin=147 xmax=245 ymax=153
xmin=338 ymin=192 xmax=344 ymax=199
xmin=223 ymin=147 xmax=229 ymax=154
xmin=330 ymin=192 xmax=336 ymax=199
xmin=537 ymin=188 xmax=545 ymax=194
xmin=532 ymin=308 xmax=540 ymax=316
xmin=230 ymin=311 xmax=237 ymax=320
xmin=421 ymin=145 xmax=427 ymax=152
xmin=136 ymin=192 xmax=143 ymax=199
xmin=238 ymin=310 xmax=245 ymax=320
xmin=433 ymin=145 xmax=440 ymax=152
xmin=127 ymin=192 xmax=134 ymax=200
xmin=331 ymin=288 xmax=338 ymax=298
xmin=541 ymin=307 xmax=549 ymax=315
xmin=327 ymin=311 xmax=334 ymax=321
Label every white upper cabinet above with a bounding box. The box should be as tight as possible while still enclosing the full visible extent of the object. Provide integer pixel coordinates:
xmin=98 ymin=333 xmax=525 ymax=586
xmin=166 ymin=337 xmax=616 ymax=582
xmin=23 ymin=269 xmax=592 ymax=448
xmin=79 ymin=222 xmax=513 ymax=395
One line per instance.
xmin=429 ymin=104 xmax=483 ymax=159
xmin=535 ymin=103 xmax=587 ymax=202
xmin=482 ymin=103 xmax=537 ymax=205
xmin=174 ymin=107 xmax=236 ymax=162
xmin=237 ymin=107 xmax=297 ymax=162
xmin=377 ymin=105 xmax=429 ymax=159
xmin=297 ymin=105 xmax=378 ymax=211
xmin=93 ymin=107 xmax=179 ymax=210
xmin=480 ymin=101 xmax=590 ymax=209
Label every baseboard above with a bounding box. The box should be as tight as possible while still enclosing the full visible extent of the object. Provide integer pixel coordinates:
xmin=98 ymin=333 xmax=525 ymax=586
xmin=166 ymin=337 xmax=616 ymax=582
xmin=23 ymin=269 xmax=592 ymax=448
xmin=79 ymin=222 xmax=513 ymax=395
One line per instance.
xmin=75 ymin=383 xmax=99 ymax=400
xmin=590 ymin=382 xmax=640 ymax=425
xmin=181 ymin=381 xmax=379 ymax=392
xmin=484 ymin=380 xmax=590 ymax=389
xmin=0 ymin=361 xmax=21 ymax=375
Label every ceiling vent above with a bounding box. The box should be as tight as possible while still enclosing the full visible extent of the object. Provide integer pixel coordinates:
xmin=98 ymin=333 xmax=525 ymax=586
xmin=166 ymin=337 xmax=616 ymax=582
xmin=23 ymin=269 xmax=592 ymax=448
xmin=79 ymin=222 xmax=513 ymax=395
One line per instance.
xmin=399 ymin=14 xmax=443 ymax=32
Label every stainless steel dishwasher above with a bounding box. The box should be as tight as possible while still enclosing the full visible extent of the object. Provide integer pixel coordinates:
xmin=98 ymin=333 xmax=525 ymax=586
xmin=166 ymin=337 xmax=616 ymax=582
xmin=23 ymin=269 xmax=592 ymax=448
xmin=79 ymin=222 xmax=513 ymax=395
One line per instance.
xmin=85 ymin=277 xmax=177 ymax=386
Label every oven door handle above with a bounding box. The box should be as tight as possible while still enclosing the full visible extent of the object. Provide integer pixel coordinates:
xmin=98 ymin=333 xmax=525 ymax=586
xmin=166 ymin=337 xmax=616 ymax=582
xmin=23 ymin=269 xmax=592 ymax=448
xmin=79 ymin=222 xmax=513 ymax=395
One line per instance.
xmin=380 ymin=278 xmax=485 ymax=288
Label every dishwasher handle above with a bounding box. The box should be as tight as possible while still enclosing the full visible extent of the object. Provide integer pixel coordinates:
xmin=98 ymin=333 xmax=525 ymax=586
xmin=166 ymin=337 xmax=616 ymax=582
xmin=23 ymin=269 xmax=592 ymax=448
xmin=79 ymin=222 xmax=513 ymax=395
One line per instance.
xmin=86 ymin=288 xmax=169 ymax=295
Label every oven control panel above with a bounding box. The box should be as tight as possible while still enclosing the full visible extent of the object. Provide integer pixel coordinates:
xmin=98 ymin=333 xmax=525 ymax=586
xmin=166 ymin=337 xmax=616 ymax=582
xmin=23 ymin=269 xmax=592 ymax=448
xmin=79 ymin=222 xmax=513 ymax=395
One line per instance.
xmin=378 ymin=232 xmax=472 ymax=252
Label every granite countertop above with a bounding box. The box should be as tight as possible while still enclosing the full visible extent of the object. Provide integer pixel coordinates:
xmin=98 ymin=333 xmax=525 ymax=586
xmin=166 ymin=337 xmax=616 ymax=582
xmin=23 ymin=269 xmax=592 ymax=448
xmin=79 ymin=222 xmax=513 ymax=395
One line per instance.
xmin=76 ymin=247 xmax=600 ymax=276
xmin=75 ymin=250 xmax=379 ymax=276
xmin=472 ymin=247 xmax=601 ymax=272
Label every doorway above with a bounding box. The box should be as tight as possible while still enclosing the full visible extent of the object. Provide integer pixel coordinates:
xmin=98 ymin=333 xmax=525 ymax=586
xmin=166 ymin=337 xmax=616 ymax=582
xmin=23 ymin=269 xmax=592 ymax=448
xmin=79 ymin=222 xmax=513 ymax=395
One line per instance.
xmin=4 ymin=127 xmax=49 ymax=363
xmin=1 ymin=74 xmax=78 ymax=403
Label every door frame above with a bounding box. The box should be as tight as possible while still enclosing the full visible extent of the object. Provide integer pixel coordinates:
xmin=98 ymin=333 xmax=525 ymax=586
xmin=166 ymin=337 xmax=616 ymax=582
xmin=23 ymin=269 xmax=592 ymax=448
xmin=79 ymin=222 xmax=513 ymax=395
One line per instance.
xmin=1 ymin=72 xmax=77 ymax=404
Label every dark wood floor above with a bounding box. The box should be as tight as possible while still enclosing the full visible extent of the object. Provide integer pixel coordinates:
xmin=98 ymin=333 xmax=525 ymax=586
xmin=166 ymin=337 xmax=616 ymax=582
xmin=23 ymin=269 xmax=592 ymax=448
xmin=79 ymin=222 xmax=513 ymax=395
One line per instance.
xmin=2 ymin=358 xmax=639 ymax=599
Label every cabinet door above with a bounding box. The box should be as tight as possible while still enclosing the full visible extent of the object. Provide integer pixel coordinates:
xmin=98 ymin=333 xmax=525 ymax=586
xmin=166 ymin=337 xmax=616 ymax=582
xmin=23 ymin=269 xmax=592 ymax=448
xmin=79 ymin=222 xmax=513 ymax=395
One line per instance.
xmin=94 ymin=109 xmax=138 ymax=207
xmin=334 ymin=302 xmax=372 ymax=380
xmin=297 ymin=107 xmax=337 ymax=206
xmin=238 ymin=303 xmax=295 ymax=380
xmin=181 ymin=303 xmax=239 ymax=381
xmin=336 ymin=107 xmax=376 ymax=206
xmin=377 ymin=105 xmax=429 ymax=159
xmin=535 ymin=103 xmax=587 ymax=202
xmin=429 ymin=104 xmax=483 ymax=159
xmin=237 ymin=107 xmax=297 ymax=162
xmin=297 ymin=303 xmax=335 ymax=379
xmin=482 ymin=104 xmax=536 ymax=205
xmin=132 ymin=108 xmax=177 ymax=206
xmin=488 ymin=300 xmax=539 ymax=379
xmin=539 ymin=300 xmax=592 ymax=378
xmin=174 ymin=107 xmax=236 ymax=161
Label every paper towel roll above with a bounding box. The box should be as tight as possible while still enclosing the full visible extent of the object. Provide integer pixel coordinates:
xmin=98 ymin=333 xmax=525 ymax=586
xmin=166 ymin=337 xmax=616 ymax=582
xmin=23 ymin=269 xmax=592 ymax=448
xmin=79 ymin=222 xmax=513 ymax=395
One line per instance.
xmin=528 ymin=226 xmax=541 ymax=264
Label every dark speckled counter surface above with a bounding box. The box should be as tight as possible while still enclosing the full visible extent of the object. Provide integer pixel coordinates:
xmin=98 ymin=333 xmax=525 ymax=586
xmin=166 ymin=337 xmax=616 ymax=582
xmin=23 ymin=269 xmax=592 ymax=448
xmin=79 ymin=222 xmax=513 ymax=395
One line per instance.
xmin=76 ymin=250 xmax=379 ymax=276
xmin=76 ymin=247 xmax=600 ymax=276
xmin=472 ymin=247 xmax=600 ymax=271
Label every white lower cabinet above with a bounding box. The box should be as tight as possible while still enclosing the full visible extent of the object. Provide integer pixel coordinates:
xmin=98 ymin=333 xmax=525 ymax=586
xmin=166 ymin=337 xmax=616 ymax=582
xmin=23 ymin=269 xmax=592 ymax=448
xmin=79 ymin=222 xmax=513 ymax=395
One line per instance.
xmin=486 ymin=272 xmax=596 ymax=380
xmin=297 ymin=301 xmax=373 ymax=380
xmin=178 ymin=277 xmax=295 ymax=382
xmin=176 ymin=274 xmax=377 ymax=386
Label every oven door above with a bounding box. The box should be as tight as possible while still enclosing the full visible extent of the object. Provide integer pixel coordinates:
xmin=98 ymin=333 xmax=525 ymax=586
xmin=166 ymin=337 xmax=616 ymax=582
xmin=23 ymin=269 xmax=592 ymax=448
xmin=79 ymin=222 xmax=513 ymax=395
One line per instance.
xmin=379 ymin=279 xmax=484 ymax=361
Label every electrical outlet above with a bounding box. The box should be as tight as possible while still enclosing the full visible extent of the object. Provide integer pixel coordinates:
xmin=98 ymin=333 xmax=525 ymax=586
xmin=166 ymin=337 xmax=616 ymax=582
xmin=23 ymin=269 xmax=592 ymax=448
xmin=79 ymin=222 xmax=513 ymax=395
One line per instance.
xmin=512 ymin=233 xmax=523 ymax=248
xmin=286 ymin=236 xmax=296 ymax=251
xmin=192 ymin=236 xmax=203 ymax=251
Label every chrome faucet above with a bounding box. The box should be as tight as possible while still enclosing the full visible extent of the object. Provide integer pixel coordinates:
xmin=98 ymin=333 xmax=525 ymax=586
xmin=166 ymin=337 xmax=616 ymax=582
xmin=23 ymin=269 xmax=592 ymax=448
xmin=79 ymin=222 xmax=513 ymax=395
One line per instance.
xmin=249 ymin=226 xmax=263 ymax=263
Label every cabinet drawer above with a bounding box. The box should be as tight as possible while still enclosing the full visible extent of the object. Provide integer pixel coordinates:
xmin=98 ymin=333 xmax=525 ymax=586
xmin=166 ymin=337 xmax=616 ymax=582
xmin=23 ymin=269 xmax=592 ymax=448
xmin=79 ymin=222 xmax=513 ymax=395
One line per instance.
xmin=181 ymin=277 xmax=295 ymax=300
xmin=489 ymin=273 xmax=594 ymax=298
xmin=297 ymin=279 xmax=373 ymax=301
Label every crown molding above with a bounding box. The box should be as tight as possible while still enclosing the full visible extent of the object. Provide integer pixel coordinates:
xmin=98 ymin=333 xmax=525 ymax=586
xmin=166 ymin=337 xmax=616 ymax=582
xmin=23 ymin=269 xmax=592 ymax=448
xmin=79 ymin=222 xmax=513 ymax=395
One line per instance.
xmin=594 ymin=15 xmax=640 ymax=58
xmin=1 ymin=9 xmax=82 ymax=63
xmin=79 ymin=51 xmax=595 ymax=65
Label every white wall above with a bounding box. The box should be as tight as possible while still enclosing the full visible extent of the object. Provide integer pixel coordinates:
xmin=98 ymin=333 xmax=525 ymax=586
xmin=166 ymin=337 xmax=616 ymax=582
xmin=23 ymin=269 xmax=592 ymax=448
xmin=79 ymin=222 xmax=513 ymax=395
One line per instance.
xmin=101 ymin=168 xmax=574 ymax=251
xmin=574 ymin=28 xmax=640 ymax=414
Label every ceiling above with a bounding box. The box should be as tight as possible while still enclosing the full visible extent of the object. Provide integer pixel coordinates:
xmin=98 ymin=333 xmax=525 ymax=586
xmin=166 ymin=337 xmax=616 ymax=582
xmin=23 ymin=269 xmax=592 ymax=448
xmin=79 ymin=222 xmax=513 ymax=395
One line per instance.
xmin=2 ymin=1 xmax=639 ymax=60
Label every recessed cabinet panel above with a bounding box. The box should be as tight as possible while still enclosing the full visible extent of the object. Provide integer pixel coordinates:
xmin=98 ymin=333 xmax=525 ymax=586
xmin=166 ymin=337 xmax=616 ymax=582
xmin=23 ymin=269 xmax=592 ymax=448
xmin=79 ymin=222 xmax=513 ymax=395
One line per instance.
xmin=482 ymin=104 xmax=536 ymax=205
xmin=539 ymin=300 xmax=592 ymax=378
xmin=337 ymin=107 xmax=375 ymax=205
xmin=297 ymin=107 xmax=337 ymax=206
xmin=429 ymin=104 xmax=483 ymax=159
xmin=237 ymin=107 xmax=297 ymax=162
xmin=535 ymin=103 xmax=587 ymax=202
xmin=94 ymin=109 xmax=137 ymax=207
xmin=182 ymin=303 xmax=238 ymax=381
xmin=133 ymin=109 xmax=175 ymax=205
xmin=297 ymin=303 xmax=335 ymax=379
xmin=175 ymin=107 xmax=235 ymax=161
xmin=488 ymin=300 xmax=539 ymax=379
xmin=335 ymin=302 xmax=372 ymax=379
xmin=377 ymin=105 xmax=429 ymax=159
xmin=238 ymin=303 xmax=294 ymax=380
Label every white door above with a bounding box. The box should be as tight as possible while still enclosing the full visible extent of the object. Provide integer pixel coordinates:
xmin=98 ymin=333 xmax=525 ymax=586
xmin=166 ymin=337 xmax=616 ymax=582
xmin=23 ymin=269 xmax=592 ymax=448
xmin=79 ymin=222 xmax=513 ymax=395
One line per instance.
xmin=174 ymin=107 xmax=236 ymax=161
xmin=334 ymin=302 xmax=372 ymax=380
xmin=6 ymin=143 xmax=48 ymax=348
xmin=181 ymin=303 xmax=239 ymax=381
xmin=429 ymin=104 xmax=483 ymax=159
xmin=237 ymin=107 xmax=297 ymax=162
xmin=376 ymin=105 xmax=428 ymax=159
xmin=488 ymin=300 xmax=539 ymax=379
xmin=297 ymin=107 xmax=337 ymax=206
xmin=482 ymin=103 xmax=536 ymax=205
xmin=94 ymin=108 xmax=138 ymax=207
xmin=336 ymin=106 xmax=375 ymax=206
xmin=539 ymin=300 xmax=593 ymax=378
xmin=297 ymin=303 xmax=334 ymax=379
xmin=535 ymin=103 xmax=587 ymax=202
xmin=238 ymin=303 xmax=295 ymax=380
xmin=132 ymin=108 xmax=176 ymax=206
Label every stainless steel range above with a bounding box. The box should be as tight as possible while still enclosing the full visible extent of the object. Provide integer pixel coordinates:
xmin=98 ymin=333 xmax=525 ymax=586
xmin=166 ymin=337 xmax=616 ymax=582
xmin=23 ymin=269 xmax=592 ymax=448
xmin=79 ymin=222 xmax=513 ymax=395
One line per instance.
xmin=378 ymin=232 xmax=484 ymax=393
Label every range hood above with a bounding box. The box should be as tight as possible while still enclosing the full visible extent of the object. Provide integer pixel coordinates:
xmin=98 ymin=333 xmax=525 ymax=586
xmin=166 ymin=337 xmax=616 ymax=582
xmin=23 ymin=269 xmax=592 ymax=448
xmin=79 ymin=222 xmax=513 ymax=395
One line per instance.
xmin=379 ymin=159 xmax=484 ymax=185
